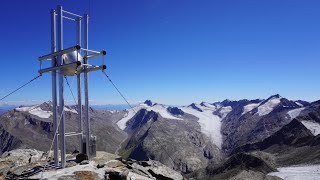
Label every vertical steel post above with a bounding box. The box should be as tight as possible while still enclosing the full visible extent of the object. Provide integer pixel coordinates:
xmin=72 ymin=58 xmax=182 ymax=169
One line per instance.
xmin=84 ymin=14 xmax=90 ymax=158
xmin=57 ymin=5 xmax=66 ymax=168
xmin=76 ymin=16 xmax=83 ymax=154
xmin=51 ymin=9 xmax=59 ymax=167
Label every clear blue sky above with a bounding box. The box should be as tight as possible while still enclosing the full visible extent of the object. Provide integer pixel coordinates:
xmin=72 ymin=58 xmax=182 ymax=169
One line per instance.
xmin=0 ymin=0 xmax=320 ymax=105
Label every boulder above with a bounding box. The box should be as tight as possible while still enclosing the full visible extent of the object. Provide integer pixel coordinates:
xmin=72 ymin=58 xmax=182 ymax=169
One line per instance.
xmin=105 ymin=160 xmax=125 ymax=168
xmin=131 ymin=160 xmax=183 ymax=180
xmin=96 ymin=163 xmax=105 ymax=169
xmin=1 ymin=149 xmax=44 ymax=167
xmin=74 ymin=171 xmax=100 ymax=180
xmin=127 ymin=172 xmax=153 ymax=180
xmin=80 ymin=160 xmax=89 ymax=165
xmin=76 ymin=153 xmax=88 ymax=163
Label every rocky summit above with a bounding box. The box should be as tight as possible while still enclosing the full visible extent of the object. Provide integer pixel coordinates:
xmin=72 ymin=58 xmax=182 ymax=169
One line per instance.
xmin=0 ymin=149 xmax=183 ymax=180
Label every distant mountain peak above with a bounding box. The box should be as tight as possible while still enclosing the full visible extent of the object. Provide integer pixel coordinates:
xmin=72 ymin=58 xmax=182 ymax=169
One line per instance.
xmin=200 ymin=102 xmax=206 ymax=106
xmin=144 ymin=100 xmax=153 ymax=106
xmin=269 ymin=94 xmax=282 ymax=99
xmin=222 ymin=99 xmax=231 ymax=103
xmin=188 ymin=103 xmax=203 ymax=112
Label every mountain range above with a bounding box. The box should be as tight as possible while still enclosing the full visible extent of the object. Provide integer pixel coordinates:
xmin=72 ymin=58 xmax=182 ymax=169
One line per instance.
xmin=0 ymin=94 xmax=319 ymax=179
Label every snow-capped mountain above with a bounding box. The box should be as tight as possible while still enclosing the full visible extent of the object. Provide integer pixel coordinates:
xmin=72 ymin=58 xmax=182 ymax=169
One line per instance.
xmin=0 ymin=102 xmax=126 ymax=154
xmin=222 ymin=94 xmax=308 ymax=154
xmin=114 ymin=95 xmax=312 ymax=173
xmin=189 ymin=100 xmax=320 ymax=180
xmin=0 ymin=94 xmax=318 ymax=177
xmin=117 ymin=100 xmax=222 ymax=173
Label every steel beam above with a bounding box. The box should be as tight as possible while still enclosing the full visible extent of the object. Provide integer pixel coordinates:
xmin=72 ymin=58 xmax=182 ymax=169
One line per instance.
xmin=62 ymin=16 xmax=76 ymax=21
xmin=57 ymin=5 xmax=66 ymax=168
xmin=62 ymin=10 xmax=82 ymax=18
xmin=78 ymin=65 xmax=106 ymax=73
xmin=76 ymin=16 xmax=83 ymax=154
xmin=81 ymin=48 xmax=102 ymax=54
xmin=38 ymin=45 xmax=80 ymax=61
xmin=39 ymin=61 xmax=81 ymax=74
xmin=84 ymin=50 xmax=106 ymax=60
xmin=84 ymin=14 xmax=90 ymax=158
xmin=51 ymin=9 xmax=59 ymax=167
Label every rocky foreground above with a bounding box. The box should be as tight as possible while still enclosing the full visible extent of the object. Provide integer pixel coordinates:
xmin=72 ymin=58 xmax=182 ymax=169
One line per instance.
xmin=0 ymin=149 xmax=183 ymax=180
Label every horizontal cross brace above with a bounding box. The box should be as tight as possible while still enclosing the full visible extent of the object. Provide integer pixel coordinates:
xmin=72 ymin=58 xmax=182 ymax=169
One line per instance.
xmin=39 ymin=61 xmax=81 ymax=74
xmin=79 ymin=65 xmax=106 ymax=74
xmin=58 ymin=132 xmax=83 ymax=137
xmin=84 ymin=50 xmax=106 ymax=60
xmin=62 ymin=10 xmax=83 ymax=18
xmin=38 ymin=45 xmax=80 ymax=61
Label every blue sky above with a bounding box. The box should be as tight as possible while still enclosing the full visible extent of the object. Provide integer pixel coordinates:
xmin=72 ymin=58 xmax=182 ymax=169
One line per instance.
xmin=0 ymin=0 xmax=320 ymax=105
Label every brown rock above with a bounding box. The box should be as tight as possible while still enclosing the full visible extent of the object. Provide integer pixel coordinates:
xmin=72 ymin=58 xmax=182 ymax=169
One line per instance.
xmin=74 ymin=171 xmax=100 ymax=180
xmin=0 ymin=173 xmax=5 ymax=180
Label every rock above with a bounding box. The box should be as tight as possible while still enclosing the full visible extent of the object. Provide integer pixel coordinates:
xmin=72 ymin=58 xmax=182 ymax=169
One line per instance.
xmin=96 ymin=163 xmax=105 ymax=169
xmin=105 ymin=160 xmax=125 ymax=168
xmin=167 ymin=107 xmax=184 ymax=116
xmin=129 ymin=161 xmax=183 ymax=180
xmin=76 ymin=153 xmax=88 ymax=163
xmin=80 ymin=160 xmax=89 ymax=165
xmin=126 ymin=158 xmax=137 ymax=165
xmin=57 ymin=175 xmax=76 ymax=180
xmin=189 ymin=103 xmax=203 ymax=112
xmin=130 ymin=163 xmax=154 ymax=179
xmin=107 ymin=170 xmax=125 ymax=180
xmin=0 ymin=149 xmax=44 ymax=167
xmin=144 ymin=100 xmax=153 ymax=106
xmin=139 ymin=161 xmax=152 ymax=167
xmin=115 ymin=156 xmax=123 ymax=161
xmin=119 ymin=169 xmax=130 ymax=177
xmin=74 ymin=171 xmax=100 ymax=180
xmin=127 ymin=172 xmax=154 ymax=180
xmin=0 ymin=150 xmax=183 ymax=180
xmin=144 ymin=160 xmax=183 ymax=180
xmin=10 ymin=166 xmax=27 ymax=176
xmin=0 ymin=173 xmax=4 ymax=180
xmin=66 ymin=161 xmax=77 ymax=168
xmin=93 ymin=151 xmax=118 ymax=165
xmin=127 ymin=158 xmax=137 ymax=162
xmin=0 ymin=161 xmax=12 ymax=177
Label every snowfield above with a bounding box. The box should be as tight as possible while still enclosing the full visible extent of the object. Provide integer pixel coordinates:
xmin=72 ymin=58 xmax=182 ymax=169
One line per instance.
xmin=117 ymin=103 xmax=182 ymax=130
xmin=64 ymin=106 xmax=78 ymax=114
xmin=117 ymin=101 xmax=232 ymax=148
xmin=117 ymin=105 xmax=144 ymax=130
xmin=16 ymin=104 xmax=78 ymax=119
xmin=287 ymin=107 xmax=305 ymax=119
xmin=181 ymin=104 xmax=225 ymax=148
xmin=268 ymin=164 xmax=320 ymax=180
xmin=242 ymin=103 xmax=260 ymax=115
xmin=256 ymin=96 xmax=282 ymax=116
xmin=301 ymin=120 xmax=320 ymax=136
xmin=295 ymin=102 xmax=304 ymax=107
xmin=201 ymin=102 xmax=217 ymax=109
xmin=147 ymin=104 xmax=182 ymax=120
xmin=219 ymin=106 xmax=232 ymax=118
xmin=16 ymin=106 xmax=52 ymax=119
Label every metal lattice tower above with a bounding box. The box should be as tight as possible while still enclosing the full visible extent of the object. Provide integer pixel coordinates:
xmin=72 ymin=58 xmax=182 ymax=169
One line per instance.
xmin=38 ymin=5 xmax=106 ymax=168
